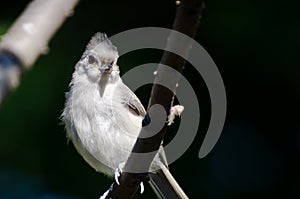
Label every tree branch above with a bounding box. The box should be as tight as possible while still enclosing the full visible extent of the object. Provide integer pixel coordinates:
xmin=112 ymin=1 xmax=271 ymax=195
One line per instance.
xmin=105 ymin=0 xmax=205 ymax=198
xmin=0 ymin=0 xmax=79 ymax=106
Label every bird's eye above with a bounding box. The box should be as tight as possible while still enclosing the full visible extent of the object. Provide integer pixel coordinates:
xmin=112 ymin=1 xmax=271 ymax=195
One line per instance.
xmin=109 ymin=61 xmax=114 ymax=67
xmin=88 ymin=55 xmax=98 ymax=64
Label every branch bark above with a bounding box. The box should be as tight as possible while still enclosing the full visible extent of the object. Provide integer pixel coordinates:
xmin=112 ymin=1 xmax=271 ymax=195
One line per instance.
xmin=105 ymin=0 xmax=205 ymax=198
xmin=0 ymin=0 xmax=79 ymax=106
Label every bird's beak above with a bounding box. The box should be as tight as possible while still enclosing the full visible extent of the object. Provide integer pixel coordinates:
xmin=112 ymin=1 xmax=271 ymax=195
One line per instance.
xmin=99 ymin=64 xmax=112 ymax=73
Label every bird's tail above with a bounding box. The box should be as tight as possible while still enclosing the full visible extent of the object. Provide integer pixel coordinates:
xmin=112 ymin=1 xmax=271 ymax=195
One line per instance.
xmin=148 ymin=165 xmax=189 ymax=199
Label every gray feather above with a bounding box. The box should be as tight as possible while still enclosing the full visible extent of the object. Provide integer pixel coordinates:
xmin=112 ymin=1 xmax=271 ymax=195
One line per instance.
xmin=86 ymin=32 xmax=117 ymax=52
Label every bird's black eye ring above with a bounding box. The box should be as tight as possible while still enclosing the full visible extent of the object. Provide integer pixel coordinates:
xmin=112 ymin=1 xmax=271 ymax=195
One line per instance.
xmin=88 ymin=55 xmax=97 ymax=64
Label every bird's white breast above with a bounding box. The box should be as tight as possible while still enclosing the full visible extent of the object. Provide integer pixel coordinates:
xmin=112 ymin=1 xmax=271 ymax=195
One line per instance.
xmin=63 ymin=75 xmax=142 ymax=175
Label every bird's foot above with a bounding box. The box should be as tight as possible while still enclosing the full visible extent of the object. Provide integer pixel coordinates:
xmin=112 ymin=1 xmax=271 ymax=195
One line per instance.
xmin=114 ymin=162 xmax=125 ymax=185
xmin=114 ymin=163 xmax=146 ymax=194
xmin=140 ymin=181 xmax=145 ymax=194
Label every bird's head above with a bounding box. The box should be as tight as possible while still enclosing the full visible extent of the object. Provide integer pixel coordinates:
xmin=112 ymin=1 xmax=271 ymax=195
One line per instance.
xmin=76 ymin=33 xmax=119 ymax=82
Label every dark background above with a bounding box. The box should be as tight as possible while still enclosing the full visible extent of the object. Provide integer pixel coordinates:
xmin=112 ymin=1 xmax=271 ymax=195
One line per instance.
xmin=0 ymin=0 xmax=299 ymax=198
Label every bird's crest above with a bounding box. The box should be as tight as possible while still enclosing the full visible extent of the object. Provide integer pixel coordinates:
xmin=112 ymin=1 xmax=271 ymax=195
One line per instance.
xmin=86 ymin=32 xmax=117 ymax=52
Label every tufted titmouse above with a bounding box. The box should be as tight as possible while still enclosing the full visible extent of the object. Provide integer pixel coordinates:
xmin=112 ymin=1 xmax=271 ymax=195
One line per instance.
xmin=61 ymin=33 xmax=187 ymax=198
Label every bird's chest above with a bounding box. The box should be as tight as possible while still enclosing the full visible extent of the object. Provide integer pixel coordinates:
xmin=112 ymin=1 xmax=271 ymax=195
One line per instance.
xmin=73 ymin=83 xmax=121 ymax=134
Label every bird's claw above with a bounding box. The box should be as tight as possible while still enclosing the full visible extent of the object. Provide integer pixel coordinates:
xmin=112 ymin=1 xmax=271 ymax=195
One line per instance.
xmin=114 ymin=163 xmax=145 ymax=194
xmin=114 ymin=167 xmax=121 ymax=185
xmin=114 ymin=162 xmax=126 ymax=185
xmin=140 ymin=181 xmax=144 ymax=194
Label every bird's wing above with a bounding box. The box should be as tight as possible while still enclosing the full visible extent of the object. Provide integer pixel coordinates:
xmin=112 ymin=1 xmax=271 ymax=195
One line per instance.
xmin=119 ymin=82 xmax=168 ymax=166
xmin=119 ymin=83 xmax=146 ymax=118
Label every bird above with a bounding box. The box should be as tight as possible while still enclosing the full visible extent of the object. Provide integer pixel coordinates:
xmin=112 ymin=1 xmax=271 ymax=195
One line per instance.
xmin=61 ymin=32 xmax=188 ymax=199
